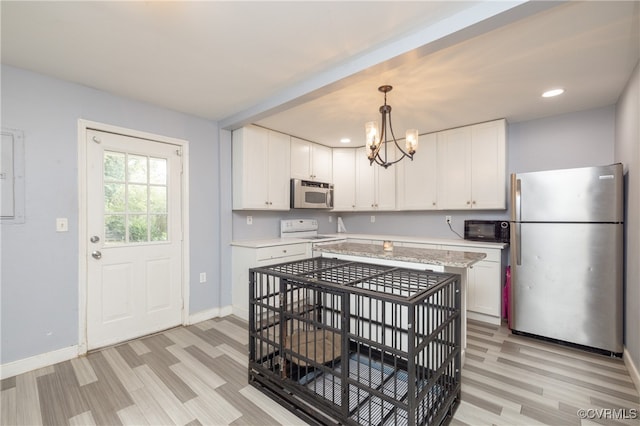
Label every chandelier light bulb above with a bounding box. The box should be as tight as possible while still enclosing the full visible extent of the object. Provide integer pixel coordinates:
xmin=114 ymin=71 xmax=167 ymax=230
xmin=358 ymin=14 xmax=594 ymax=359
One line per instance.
xmin=405 ymin=129 xmax=419 ymax=154
xmin=365 ymin=121 xmax=379 ymax=151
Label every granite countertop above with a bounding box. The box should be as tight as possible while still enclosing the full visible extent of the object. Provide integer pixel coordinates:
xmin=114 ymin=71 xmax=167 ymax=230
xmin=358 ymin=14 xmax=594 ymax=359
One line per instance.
xmin=231 ymin=233 xmax=507 ymax=250
xmin=313 ymin=241 xmax=486 ymax=268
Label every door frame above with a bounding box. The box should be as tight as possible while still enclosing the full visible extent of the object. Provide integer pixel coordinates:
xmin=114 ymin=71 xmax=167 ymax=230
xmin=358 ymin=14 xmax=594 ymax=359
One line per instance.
xmin=77 ymin=119 xmax=190 ymax=355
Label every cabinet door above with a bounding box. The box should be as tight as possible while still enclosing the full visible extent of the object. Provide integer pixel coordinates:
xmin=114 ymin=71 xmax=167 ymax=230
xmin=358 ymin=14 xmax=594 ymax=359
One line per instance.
xmin=437 ymin=126 xmax=472 ymax=209
xmin=355 ymin=147 xmax=376 ymax=210
xmin=332 ymin=149 xmax=356 ymax=210
xmin=397 ymin=133 xmax=437 ymax=210
xmin=290 ymin=137 xmax=311 ymax=180
xmin=311 ymin=143 xmax=333 ymax=182
xmin=233 ymin=125 xmax=269 ymax=209
xmin=267 ymin=130 xmax=291 ymax=209
xmin=470 ymin=120 xmax=506 ymax=209
xmin=468 ymin=260 xmax=501 ymax=317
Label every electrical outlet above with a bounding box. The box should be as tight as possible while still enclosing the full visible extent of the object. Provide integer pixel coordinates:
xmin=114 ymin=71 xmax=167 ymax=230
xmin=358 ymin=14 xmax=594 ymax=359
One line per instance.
xmin=246 ymin=215 xmax=253 ymax=225
xmin=445 ymin=215 xmax=452 ymax=224
xmin=199 ymin=272 xmax=207 ymax=283
xmin=56 ymin=218 xmax=68 ymax=232
xmin=371 ymin=215 xmax=376 ymax=223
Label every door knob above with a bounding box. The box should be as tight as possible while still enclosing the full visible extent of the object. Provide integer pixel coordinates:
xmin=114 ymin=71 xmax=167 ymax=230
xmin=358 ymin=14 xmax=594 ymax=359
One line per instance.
xmin=92 ymin=250 xmax=102 ymax=259
xmin=90 ymin=235 xmax=100 ymax=243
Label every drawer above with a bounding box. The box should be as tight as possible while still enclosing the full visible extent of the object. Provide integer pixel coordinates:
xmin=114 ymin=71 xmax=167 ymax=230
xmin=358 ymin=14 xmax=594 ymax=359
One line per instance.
xmin=440 ymin=244 xmax=501 ymax=262
xmin=256 ymin=243 xmax=308 ymax=261
xmin=395 ymin=242 xmax=440 ymax=250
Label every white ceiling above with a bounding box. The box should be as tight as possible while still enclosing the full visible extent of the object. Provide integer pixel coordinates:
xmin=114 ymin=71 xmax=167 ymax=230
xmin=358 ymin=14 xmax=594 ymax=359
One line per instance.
xmin=2 ymin=1 xmax=638 ymax=147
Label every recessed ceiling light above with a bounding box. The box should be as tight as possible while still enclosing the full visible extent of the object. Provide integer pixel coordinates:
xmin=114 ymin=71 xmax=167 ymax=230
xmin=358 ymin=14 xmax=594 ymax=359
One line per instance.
xmin=542 ymin=88 xmax=565 ymax=98
xmin=340 ymin=138 xmax=351 ymax=144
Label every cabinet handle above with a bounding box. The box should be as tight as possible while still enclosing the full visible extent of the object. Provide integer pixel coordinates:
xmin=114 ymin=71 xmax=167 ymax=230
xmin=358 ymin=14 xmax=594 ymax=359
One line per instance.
xmin=472 ymin=200 xmax=476 ymax=205
xmin=432 ymin=202 xmax=436 ymax=206
xmin=466 ymin=201 xmax=471 ymax=205
xmin=265 ymin=201 xmax=269 ymax=205
xmin=283 ymin=249 xmax=287 ymax=253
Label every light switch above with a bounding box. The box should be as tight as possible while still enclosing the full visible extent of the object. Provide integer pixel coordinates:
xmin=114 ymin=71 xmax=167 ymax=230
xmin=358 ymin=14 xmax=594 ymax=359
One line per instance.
xmin=56 ymin=218 xmax=68 ymax=232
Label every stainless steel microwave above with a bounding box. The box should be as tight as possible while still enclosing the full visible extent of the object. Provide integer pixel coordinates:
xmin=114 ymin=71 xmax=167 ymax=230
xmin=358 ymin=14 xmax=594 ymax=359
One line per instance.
xmin=290 ymin=179 xmax=334 ymax=209
xmin=464 ymin=220 xmax=510 ymax=243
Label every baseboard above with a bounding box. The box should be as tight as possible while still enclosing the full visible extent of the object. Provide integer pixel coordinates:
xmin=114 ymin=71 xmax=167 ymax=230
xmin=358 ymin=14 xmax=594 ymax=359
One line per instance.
xmin=466 ymin=311 xmax=501 ymax=326
xmin=624 ymin=347 xmax=640 ymax=394
xmin=187 ymin=305 xmax=233 ymax=325
xmin=219 ymin=305 xmax=233 ymax=317
xmin=0 ymin=345 xmax=79 ymax=380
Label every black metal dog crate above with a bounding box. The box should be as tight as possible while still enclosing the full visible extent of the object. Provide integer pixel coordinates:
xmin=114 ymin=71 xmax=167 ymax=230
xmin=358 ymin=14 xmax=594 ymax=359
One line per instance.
xmin=248 ymin=257 xmax=461 ymax=426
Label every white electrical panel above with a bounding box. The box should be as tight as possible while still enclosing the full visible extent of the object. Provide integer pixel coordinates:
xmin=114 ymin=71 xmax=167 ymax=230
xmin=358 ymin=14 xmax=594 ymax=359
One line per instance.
xmin=1 ymin=128 xmax=25 ymax=223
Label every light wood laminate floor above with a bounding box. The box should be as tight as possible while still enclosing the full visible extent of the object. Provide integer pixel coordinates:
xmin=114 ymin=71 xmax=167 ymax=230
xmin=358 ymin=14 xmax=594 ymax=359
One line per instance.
xmin=1 ymin=316 xmax=638 ymax=425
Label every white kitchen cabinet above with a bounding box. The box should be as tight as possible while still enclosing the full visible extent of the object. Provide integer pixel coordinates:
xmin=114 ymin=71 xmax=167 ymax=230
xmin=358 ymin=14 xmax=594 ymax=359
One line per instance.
xmin=332 ymin=148 xmax=357 ymax=211
xmin=437 ymin=119 xmax=506 ymax=210
xmin=232 ymin=125 xmax=291 ymax=210
xmin=355 ymin=146 xmax=396 ymax=210
xmin=396 ymin=132 xmax=438 ymax=210
xmin=440 ymin=243 xmax=502 ymax=324
xmin=290 ymin=137 xmax=333 ymax=182
xmin=469 ymin=120 xmax=507 ymax=209
xmin=232 ymin=242 xmax=310 ymax=320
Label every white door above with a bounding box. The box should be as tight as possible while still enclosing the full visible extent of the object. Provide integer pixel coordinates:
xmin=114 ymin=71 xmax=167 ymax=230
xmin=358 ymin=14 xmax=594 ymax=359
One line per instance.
xmin=86 ymin=129 xmax=183 ymax=350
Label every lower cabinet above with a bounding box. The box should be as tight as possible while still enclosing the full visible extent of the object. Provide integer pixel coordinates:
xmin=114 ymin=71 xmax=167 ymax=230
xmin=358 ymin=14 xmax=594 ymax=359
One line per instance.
xmin=231 ymin=243 xmax=310 ymax=320
xmin=467 ymin=260 xmax=501 ymax=320
xmin=440 ymin=244 xmax=503 ymax=324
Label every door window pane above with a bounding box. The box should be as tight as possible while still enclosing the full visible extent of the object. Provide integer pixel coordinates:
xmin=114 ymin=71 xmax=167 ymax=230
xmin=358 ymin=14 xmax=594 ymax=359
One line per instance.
xmin=104 ymin=152 xmax=125 ymax=181
xmin=105 ymin=215 xmax=125 ymax=243
xmin=149 ymin=157 xmax=167 ymax=184
xmin=128 ymin=155 xmax=147 ymax=183
xmin=128 ymin=184 xmax=148 ymax=213
xmin=104 ymin=183 xmax=126 ymax=213
xmin=129 ymin=215 xmax=148 ymax=242
xmin=150 ymin=215 xmax=168 ymax=241
xmin=149 ymin=186 xmax=167 ymax=213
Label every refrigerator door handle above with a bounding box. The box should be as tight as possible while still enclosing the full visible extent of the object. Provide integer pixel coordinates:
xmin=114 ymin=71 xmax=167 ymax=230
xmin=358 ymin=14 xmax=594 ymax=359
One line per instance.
xmin=514 ymin=177 xmax=522 ymax=222
xmin=515 ymin=222 xmax=522 ymax=265
xmin=515 ymin=178 xmax=522 ymax=265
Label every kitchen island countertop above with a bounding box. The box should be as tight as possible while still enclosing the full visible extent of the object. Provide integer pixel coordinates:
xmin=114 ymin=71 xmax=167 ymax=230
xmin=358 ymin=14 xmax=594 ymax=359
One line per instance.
xmin=313 ymin=241 xmax=486 ymax=268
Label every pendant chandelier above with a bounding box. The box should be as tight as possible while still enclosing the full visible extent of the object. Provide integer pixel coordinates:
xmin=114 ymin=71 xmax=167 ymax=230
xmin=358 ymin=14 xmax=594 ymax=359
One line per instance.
xmin=365 ymin=85 xmax=418 ymax=168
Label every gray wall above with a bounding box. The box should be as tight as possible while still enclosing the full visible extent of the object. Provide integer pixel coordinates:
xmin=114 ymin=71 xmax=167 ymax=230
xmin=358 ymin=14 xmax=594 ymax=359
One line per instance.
xmin=232 ymin=105 xmax=616 ymax=240
xmin=615 ymin=61 xmax=640 ymax=372
xmin=1 ymin=65 xmax=222 ymax=364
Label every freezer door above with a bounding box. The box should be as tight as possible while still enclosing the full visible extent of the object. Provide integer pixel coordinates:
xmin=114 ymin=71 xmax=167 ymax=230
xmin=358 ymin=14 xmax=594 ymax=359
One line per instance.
xmin=509 ymin=223 xmax=623 ymax=353
xmin=511 ymin=164 xmax=623 ymax=223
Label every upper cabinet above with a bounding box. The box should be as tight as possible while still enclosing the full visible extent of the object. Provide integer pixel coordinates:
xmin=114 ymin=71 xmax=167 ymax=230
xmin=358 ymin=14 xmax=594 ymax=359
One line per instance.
xmin=396 ymin=133 xmax=438 ymax=210
xmin=290 ymin=137 xmax=333 ymax=182
xmin=332 ymin=148 xmax=357 ymax=211
xmin=437 ymin=119 xmax=506 ymax=210
xmin=232 ymin=125 xmax=291 ymax=210
xmin=231 ymin=119 xmax=506 ymax=213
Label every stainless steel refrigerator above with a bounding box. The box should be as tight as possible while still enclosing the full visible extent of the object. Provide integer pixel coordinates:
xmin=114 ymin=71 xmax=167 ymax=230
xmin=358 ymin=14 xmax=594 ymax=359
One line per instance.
xmin=509 ymin=163 xmax=624 ymax=355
